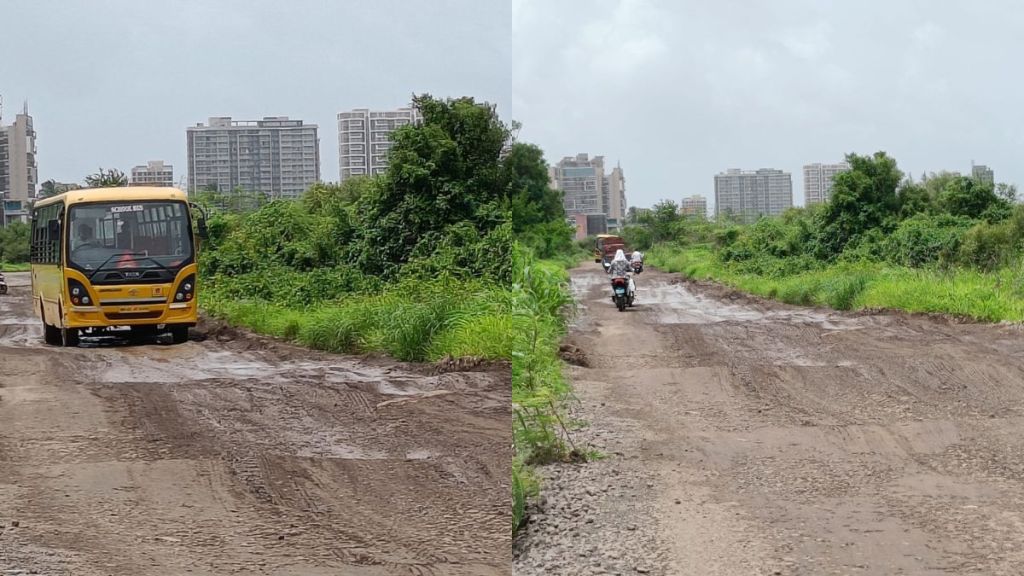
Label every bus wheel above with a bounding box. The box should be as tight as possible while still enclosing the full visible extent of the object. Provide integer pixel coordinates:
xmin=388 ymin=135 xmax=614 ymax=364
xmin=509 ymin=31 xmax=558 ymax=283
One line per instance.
xmin=62 ymin=327 xmax=80 ymax=348
xmin=170 ymin=326 xmax=189 ymax=344
xmin=43 ymin=322 xmax=62 ymax=346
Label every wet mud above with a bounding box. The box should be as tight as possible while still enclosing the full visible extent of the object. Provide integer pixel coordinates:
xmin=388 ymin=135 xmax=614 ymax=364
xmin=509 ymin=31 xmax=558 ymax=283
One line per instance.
xmin=515 ymin=265 xmax=1024 ymax=575
xmin=0 ymin=273 xmax=511 ymax=575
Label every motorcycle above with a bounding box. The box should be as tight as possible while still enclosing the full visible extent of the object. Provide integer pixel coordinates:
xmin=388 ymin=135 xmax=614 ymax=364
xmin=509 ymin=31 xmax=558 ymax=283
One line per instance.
xmin=0 ymin=273 xmax=7 ymax=295
xmin=610 ymin=276 xmax=633 ymax=312
xmin=631 ymin=260 xmax=643 ymax=274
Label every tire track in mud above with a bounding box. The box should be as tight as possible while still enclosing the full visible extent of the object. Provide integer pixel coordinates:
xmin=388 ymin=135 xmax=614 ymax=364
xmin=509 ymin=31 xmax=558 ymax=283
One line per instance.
xmin=0 ymin=272 xmax=511 ymax=576
xmin=515 ymin=266 xmax=1024 ymax=576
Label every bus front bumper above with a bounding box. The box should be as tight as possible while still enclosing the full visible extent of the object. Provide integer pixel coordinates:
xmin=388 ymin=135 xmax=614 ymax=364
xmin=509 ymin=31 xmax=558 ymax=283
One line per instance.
xmin=66 ymin=301 xmax=198 ymax=328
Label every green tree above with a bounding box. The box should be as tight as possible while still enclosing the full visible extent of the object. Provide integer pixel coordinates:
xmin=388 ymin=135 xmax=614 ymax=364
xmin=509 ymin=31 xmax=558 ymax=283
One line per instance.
xmin=38 ymin=180 xmax=59 ymax=199
xmin=815 ymin=152 xmax=902 ymax=258
xmin=937 ymin=176 xmax=1006 ymax=220
xmin=353 ymin=94 xmax=511 ymax=280
xmin=503 ymin=143 xmax=563 ymax=233
xmin=0 ymin=222 xmax=31 ymax=263
xmin=84 ymin=168 xmax=128 ymax=188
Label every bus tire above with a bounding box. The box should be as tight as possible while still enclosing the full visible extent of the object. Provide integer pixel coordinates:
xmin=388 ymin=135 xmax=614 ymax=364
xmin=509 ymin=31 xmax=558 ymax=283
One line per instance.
xmin=61 ymin=327 xmax=80 ymax=348
xmin=43 ymin=321 xmax=62 ymax=346
xmin=170 ymin=325 xmax=189 ymax=344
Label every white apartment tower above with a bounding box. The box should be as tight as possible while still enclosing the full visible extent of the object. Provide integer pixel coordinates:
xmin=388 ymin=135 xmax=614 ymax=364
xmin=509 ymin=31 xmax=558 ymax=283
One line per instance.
xmin=131 ymin=160 xmax=174 ymax=187
xmin=803 ymin=162 xmax=850 ymax=205
xmin=714 ymin=168 xmax=793 ymax=223
xmin=337 ymin=107 xmax=420 ymax=182
xmin=186 ymin=116 xmax=320 ymax=199
xmin=0 ymin=102 xmax=38 ymax=225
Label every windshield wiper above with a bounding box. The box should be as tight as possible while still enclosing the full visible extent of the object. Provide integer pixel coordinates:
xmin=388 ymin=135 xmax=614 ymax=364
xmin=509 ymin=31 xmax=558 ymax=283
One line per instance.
xmin=89 ymin=251 xmax=146 ymax=280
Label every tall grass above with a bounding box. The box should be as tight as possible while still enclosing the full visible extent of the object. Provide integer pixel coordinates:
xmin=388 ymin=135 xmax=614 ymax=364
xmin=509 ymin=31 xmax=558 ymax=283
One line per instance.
xmin=512 ymin=243 xmax=581 ymax=534
xmin=649 ymin=245 xmax=1024 ymax=322
xmin=0 ymin=262 xmax=30 ymax=272
xmin=203 ymin=279 xmax=510 ymax=362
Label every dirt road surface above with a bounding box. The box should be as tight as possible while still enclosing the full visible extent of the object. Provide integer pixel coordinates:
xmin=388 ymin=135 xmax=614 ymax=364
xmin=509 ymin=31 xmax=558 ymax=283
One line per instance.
xmin=0 ymin=272 xmax=511 ymax=575
xmin=514 ymin=265 xmax=1024 ymax=575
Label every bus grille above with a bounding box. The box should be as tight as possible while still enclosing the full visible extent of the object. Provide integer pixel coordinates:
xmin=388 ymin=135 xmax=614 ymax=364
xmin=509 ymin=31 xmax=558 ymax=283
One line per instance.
xmin=105 ymin=311 xmax=163 ymax=320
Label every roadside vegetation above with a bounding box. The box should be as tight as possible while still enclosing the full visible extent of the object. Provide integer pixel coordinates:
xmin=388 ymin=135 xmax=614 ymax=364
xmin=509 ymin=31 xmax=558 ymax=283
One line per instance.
xmin=628 ymin=152 xmax=1024 ymax=322
xmin=198 ymin=94 xmax=514 ymax=362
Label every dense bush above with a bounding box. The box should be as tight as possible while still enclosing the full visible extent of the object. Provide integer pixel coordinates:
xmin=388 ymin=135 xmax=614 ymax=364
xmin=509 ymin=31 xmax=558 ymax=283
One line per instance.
xmin=882 ymin=213 xmax=974 ymax=268
xmin=0 ymin=222 xmax=30 ymax=263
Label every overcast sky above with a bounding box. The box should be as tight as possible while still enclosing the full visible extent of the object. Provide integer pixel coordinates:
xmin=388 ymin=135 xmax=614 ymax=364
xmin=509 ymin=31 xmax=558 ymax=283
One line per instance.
xmin=3 ymin=0 xmax=1022 ymax=209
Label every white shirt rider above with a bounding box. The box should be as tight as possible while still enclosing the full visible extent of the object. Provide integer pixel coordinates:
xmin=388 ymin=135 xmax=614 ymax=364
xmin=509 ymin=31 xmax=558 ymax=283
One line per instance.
xmin=630 ymin=250 xmax=643 ymax=263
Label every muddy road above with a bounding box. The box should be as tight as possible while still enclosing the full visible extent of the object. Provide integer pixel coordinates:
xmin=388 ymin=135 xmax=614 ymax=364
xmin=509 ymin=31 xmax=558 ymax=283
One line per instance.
xmin=0 ymin=272 xmax=511 ymax=575
xmin=515 ymin=265 xmax=1024 ymax=575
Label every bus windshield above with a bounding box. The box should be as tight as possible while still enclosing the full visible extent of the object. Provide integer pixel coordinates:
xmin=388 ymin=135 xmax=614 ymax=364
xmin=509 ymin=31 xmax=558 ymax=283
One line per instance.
xmin=67 ymin=201 xmax=193 ymax=274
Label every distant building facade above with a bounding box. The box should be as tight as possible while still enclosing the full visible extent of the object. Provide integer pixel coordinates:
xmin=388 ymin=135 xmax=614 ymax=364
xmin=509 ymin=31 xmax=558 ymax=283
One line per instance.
xmin=550 ymin=153 xmax=627 ymax=232
xmin=606 ymin=165 xmax=627 ymax=230
xmin=187 ymin=116 xmax=320 ymax=199
xmin=0 ymin=103 xmax=38 ymax=225
xmin=714 ymin=168 xmax=792 ymax=222
xmin=131 ymin=160 xmax=174 ymax=187
xmin=803 ymin=162 xmax=850 ymax=205
xmin=972 ymin=163 xmax=994 ymax=186
xmin=680 ymin=195 xmax=708 ymax=218
xmin=337 ymin=107 xmax=420 ymax=182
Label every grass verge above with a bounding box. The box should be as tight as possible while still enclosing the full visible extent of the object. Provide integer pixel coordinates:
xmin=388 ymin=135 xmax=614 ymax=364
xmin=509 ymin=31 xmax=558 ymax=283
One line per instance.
xmin=512 ymin=243 xmax=583 ymax=535
xmin=648 ymin=245 xmax=1024 ymax=322
xmin=0 ymin=262 xmax=30 ymax=272
xmin=202 ymin=278 xmax=510 ymax=362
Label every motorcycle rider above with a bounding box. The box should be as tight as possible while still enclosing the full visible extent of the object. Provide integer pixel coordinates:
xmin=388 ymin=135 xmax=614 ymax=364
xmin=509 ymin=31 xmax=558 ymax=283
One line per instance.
xmin=631 ymin=249 xmax=643 ymax=264
xmin=606 ymin=249 xmax=636 ymax=300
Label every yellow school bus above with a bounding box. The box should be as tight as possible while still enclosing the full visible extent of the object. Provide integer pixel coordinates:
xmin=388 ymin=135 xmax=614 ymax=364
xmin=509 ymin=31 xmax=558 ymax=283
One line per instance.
xmin=30 ymin=187 xmax=207 ymax=346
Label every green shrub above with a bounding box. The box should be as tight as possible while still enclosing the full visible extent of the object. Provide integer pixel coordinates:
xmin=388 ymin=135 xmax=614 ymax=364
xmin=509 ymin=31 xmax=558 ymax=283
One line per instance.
xmin=882 ymin=213 xmax=974 ymax=268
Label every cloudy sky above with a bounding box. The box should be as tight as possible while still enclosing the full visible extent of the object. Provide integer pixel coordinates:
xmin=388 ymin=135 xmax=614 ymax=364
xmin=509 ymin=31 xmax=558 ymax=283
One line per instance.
xmin=3 ymin=0 xmax=1022 ymax=209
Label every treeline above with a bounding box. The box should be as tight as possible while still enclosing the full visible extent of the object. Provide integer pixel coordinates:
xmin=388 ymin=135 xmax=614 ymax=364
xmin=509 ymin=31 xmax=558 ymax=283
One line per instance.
xmin=632 ymin=152 xmax=1024 ymax=320
xmin=627 ymin=152 xmax=1022 ymax=274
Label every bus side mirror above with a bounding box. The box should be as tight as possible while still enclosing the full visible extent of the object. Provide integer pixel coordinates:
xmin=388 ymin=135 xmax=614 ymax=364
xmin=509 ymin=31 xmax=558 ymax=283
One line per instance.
xmin=47 ymin=219 xmax=60 ymax=239
xmin=189 ymin=202 xmax=209 ymax=240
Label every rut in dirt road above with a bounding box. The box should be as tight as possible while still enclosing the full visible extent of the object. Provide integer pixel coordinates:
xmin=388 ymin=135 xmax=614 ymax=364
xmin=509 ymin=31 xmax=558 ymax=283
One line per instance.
xmin=0 ymin=272 xmax=511 ymax=576
xmin=514 ymin=265 xmax=1024 ymax=576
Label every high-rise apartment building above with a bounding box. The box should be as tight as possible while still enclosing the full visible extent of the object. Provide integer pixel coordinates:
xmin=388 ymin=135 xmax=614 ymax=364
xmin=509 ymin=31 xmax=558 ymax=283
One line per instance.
xmin=337 ymin=107 xmax=420 ymax=182
xmin=552 ymin=153 xmax=607 ymax=217
xmin=972 ymin=163 xmax=994 ymax=186
xmin=606 ymin=165 xmax=627 ymax=230
xmin=551 ymin=153 xmax=627 ymax=231
xmin=803 ymin=162 xmax=850 ymax=205
xmin=131 ymin=160 xmax=174 ymax=187
xmin=714 ymin=168 xmax=793 ymax=222
xmin=0 ymin=103 xmax=38 ymax=225
xmin=680 ymin=195 xmax=708 ymax=218
xmin=186 ymin=116 xmax=320 ymax=199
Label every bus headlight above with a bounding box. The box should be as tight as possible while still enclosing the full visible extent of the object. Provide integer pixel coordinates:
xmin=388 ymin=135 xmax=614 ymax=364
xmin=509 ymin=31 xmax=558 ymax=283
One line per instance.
xmin=67 ymin=279 xmax=90 ymax=307
xmin=175 ymin=274 xmax=196 ymax=304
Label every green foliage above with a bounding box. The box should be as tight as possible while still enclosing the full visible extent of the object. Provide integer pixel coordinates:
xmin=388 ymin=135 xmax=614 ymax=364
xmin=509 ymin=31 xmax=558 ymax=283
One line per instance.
xmin=352 ymin=95 xmax=511 ymax=280
xmin=505 ymin=143 xmax=564 ymax=233
xmin=882 ymin=213 xmax=974 ymax=268
xmin=0 ymin=222 xmax=30 ymax=263
xmin=938 ymin=176 xmax=1008 ymax=220
xmin=205 ymin=277 xmax=509 ymax=362
xmin=815 ymin=152 xmax=902 ymax=258
xmin=84 ymin=167 xmax=129 ymax=188
xmin=513 ymin=244 xmax=576 ymax=467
